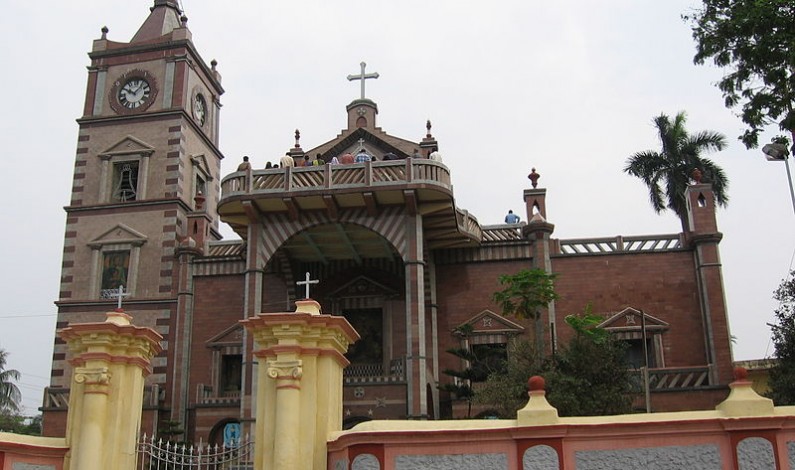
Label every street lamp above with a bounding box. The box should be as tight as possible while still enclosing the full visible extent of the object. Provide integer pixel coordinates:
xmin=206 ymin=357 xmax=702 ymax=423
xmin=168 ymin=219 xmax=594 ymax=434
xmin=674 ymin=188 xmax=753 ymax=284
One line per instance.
xmin=762 ymin=142 xmax=795 ymax=216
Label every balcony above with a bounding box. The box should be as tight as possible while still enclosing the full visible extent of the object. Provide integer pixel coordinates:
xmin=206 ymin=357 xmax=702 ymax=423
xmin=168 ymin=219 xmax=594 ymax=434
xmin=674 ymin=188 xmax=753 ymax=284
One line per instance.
xmin=196 ymin=384 xmax=241 ymax=406
xmin=344 ymin=358 xmax=405 ymax=385
xmin=218 ymin=159 xmax=482 ymax=250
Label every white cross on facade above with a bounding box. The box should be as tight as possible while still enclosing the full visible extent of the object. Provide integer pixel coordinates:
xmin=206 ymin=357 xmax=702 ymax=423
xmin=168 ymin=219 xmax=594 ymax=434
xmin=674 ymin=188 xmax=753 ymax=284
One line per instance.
xmin=296 ymin=272 xmax=319 ymax=299
xmin=357 ymin=138 xmax=366 ymax=151
xmin=109 ymin=285 xmax=130 ymax=309
xmin=347 ymin=62 xmax=379 ymax=100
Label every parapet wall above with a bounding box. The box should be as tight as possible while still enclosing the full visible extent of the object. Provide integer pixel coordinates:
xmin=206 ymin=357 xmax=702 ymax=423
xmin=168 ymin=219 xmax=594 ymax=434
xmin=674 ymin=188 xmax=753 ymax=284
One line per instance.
xmin=328 ymin=373 xmax=795 ymax=470
xmin=0 ymin=432 xmax=68 ymax=469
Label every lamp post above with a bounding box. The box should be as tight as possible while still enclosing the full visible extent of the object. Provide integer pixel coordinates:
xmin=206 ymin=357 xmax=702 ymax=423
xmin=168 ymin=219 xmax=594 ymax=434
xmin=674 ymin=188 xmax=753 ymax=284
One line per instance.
xmin=762 ymin=141 xmax=795 ymax=216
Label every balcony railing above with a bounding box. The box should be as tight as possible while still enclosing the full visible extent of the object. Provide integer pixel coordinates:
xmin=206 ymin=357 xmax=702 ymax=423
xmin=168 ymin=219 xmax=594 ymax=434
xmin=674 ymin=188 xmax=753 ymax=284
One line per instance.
xmin=631 ymin=366 xmax=712 ymax=391
xmin=557 ymin=234 xmax=684 ymax=256
xmin=344 ymin=358 xmax=405 ymax=384
xmin=196 ymin=384 xmax=241 ymax=405
xmin=221 ymin=158 xmax=452 ymax=198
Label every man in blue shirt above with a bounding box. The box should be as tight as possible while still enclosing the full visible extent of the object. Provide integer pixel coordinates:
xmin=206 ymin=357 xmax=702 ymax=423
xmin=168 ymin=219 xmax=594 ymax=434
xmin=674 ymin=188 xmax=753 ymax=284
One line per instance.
xmin=355 ymin=148 xmax=372 ymax=163
xmin=505 ymin=210 xmax=520 ymax=224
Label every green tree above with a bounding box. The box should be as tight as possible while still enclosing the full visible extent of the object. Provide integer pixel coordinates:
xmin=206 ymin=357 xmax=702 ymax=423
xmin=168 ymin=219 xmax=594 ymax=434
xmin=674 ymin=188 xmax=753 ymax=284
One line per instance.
xmin=0 ymin=412 xmax=41 ymax=435
xmin=0 ymin=348 xmax=21 ymax=414
xmin=544 ymin=310 xmax=635 ymax=417
xmin=684 ymin=1 xmax=795 ymax=149
xmin=624 ymin=111 xmax=728 ymax=230
xmin=767 ymin=271 xmax=795 ymax=405
xmin=492 ymin=269 xmax=558 ymax=354
xmin=475 ymin=339 xmax=541 ymax=418
xmin=478 ymin=307 xmax=636 ymax=418
xmin=439 ymin=325 xmax=506 ymax=418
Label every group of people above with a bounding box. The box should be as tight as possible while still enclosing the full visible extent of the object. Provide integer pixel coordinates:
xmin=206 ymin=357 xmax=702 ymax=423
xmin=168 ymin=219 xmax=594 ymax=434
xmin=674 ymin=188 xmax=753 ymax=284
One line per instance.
xmin=239 ymin=146 xmax=443 ymax=171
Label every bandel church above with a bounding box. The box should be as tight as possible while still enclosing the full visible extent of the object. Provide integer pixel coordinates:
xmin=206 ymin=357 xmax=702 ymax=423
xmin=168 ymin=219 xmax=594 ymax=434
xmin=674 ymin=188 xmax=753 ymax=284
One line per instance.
xmin=42 ymin=0 xmax=734 ymax=447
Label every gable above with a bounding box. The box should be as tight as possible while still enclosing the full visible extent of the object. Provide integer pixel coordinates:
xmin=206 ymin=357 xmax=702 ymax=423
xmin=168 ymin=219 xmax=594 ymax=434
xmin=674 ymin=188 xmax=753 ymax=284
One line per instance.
xmin=456 ymin=309 xmax=525 ymax=336
xmin=191 ymin=154 xmax=214 ymax=180
xmin=99 ymin=135 xmax=155 ymax=157
xmin=312 ymin=127 xmax=415 ymax=161
xmin=598 ymin=307 xmax=669 ymax=333
xmin=206 ymin=323 xmax=244 ymax=349
xmin=328 ymin=275 xmax=399 ymax=299
xmin=87 ymin=223 xmax=148 ymax=248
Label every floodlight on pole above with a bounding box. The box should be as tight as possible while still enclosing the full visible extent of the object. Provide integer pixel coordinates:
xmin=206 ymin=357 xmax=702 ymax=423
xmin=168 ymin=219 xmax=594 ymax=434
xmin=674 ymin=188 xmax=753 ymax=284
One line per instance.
xmin=762 ymin=142 xmax=795 ymax=216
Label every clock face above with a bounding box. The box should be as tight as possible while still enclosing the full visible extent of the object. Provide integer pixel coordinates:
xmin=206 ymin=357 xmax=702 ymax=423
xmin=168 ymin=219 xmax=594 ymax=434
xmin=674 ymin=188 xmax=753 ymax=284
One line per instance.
xmin=193 ymin=93 xmax=207 ymax=126
xmin=109 ymin=69 xmax=158 ymax=115
xmin=118 ymin=78 xmax=151 ymax=109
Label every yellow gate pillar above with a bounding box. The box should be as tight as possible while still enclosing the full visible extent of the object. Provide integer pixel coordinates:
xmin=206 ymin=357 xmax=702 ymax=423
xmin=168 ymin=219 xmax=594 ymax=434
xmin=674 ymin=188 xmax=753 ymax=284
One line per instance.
xmin=242 ymin=299 xmax=359 ymax=470
xmin=60 ymin=310 xmax=162 ymax=470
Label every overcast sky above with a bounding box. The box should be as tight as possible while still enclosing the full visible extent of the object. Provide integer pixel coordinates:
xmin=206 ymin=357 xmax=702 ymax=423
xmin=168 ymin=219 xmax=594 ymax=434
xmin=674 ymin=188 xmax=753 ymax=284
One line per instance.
xmin=0 ymin=1 xmax=791 ymax=414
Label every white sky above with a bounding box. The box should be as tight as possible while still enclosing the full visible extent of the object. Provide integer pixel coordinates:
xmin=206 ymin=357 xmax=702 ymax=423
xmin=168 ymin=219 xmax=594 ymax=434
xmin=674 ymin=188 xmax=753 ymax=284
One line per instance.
xmin=0 ymin=1 xmax=791 ymax=414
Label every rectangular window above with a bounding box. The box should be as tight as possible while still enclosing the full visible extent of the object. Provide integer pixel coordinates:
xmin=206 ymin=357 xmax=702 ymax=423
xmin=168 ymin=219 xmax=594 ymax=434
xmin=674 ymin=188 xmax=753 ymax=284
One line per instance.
xmin=624 ymin=338 xmax=656 ymax=369
xmin=343 ymin=308 xmax=383 ymax=365
xmin=100 ymin=250 xmax=130 ymax=298
xmin=112 ymin=161 xmax=139 ymax=202
xmin=220 ymin=354 xmax=242 ymax=393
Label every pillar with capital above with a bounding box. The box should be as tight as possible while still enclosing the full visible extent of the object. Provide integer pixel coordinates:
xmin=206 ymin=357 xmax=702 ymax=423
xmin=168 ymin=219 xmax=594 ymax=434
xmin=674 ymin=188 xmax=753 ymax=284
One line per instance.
xmin=59 ymin=310 xmax=162 ymax=470
xmin=242 ymin=299 xmax=359 ymax=470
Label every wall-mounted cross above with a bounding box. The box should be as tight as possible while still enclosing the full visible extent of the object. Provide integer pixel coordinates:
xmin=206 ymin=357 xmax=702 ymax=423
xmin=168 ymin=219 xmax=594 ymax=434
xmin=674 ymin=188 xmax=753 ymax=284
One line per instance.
xmin=296 ymin=272 xmax=319 ymax=299
xmin=347 ymin=62 xmax=379 ymax=100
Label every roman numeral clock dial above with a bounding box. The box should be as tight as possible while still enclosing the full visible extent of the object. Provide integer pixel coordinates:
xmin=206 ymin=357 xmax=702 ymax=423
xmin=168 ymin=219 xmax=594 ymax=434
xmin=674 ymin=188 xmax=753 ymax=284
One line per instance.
xmin=109 ymin=69 xmax=158 ymax=115
xmin=119 ymin=79 xmax=151 ymax=109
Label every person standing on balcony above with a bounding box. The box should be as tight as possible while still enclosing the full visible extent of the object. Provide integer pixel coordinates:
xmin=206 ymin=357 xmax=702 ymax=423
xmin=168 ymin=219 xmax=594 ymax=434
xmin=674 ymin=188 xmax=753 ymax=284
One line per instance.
xmin=312 ymin=153 xmax=325 ymax=166
xmin=504 ymin=210 xmax=520 ymax=224
xmin=237 ymin=156 xmax=251 ymax=171
xmin=280 ymin=152 xmax=294 ymax=168
xmin=429 ymin=147 xmax=443 ymax=162
xmin=411 ymin=149 xmax=421 ymax=159
xmin=340 ymin=152 xmax=354 ymax=164
xmin=355 ymin=148 xmax=372 ymax=163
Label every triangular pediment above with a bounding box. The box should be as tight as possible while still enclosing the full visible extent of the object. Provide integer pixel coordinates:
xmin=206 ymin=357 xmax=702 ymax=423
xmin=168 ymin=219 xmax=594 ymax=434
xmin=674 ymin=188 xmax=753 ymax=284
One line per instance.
xmin=311 ymin=127 xmax=416 ymax=161
xmin=191 ymin=154 xmax=214 ymax=180
xmin=598 ymin=307 xmax=669 ymax=332
xmin=328 ymin=275 xmax=399 ymax=299
xmin=100 ymin=135 xmax=155 ymax=157
xmin=206 ymin=323 xmax=244 ymax=348
xmin=456 ymin=310 xmax=525 ymax=335
xmin=87 ymin=223 xmax=148 ymax=248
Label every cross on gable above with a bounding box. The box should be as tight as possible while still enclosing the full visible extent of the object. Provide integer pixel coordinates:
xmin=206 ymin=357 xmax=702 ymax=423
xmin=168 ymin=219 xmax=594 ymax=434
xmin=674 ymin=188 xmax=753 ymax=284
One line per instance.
xmin=347 ymin=62 xmax=379 ymax=100
xmin=296 ymin=272 xmax=319 ymax=299
xmin=109 ymin=285 xmax=130 ymax=310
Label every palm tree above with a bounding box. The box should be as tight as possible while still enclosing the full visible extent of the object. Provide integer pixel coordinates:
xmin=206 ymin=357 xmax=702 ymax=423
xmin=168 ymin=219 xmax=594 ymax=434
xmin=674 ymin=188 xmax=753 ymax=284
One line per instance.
xmin=0 ymin=348 xmax=22 ymax=413
xmin=624 ymin=111 xmax=728 ymax=231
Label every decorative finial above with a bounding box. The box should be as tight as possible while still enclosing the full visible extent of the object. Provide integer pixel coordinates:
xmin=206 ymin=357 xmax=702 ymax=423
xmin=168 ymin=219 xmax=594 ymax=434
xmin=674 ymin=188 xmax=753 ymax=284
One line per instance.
xmin=210 ymin=59 xmax=217 ymax=71
xmin=528 ymin=168 xmax=540 ymax=188
xmin=294 ymin=129 xmax=301 ymax=148
xmin=733 ymin=366 xmax=749 ymax=382
xmin=101 ymin=26 xmax=109 ymax=39
xmin=426 ymin=120 xmax=432 ymax=138
xmin=180 ymin=15 xmax=188 ymax=26
xmin=691 ymin=168 xmax=703 ymax=184
xmin=528 ymin=375 xmax=546 ymax=392
xmin=194 ymin=193 xmax=205 ymax=211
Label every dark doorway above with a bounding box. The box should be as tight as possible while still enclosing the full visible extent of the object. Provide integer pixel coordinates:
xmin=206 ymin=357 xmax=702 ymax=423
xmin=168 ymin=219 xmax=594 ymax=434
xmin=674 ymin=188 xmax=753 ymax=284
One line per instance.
xmin=342 ymin=308 xmax=383 ymax=364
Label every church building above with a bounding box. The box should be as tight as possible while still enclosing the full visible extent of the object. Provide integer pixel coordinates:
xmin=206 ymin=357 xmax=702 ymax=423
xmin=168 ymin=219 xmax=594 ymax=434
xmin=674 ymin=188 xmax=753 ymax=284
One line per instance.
xmin=42 ymin=1 xmax=734 ymax=444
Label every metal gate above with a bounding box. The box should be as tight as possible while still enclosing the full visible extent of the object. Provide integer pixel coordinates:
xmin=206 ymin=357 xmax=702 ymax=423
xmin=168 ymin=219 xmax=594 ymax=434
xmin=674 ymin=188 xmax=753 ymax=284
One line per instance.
xmin=136 ymin=434 xmax=254 ymax=469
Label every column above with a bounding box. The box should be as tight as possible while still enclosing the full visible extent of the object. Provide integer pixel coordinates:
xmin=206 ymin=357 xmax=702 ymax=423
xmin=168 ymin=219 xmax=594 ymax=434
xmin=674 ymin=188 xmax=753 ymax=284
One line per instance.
xmin=61 ymin=310 xmax=162 ymax=470
xmin=404 ymin=212 xmax=427 ymax=419
xmin=242 ymin=299 xmax=359 ymax=470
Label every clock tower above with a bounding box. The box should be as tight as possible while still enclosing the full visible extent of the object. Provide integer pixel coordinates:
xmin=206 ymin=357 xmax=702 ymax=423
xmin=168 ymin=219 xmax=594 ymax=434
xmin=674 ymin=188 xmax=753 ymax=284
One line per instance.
xmin=45 ymin=0 xmax=224 ymax=435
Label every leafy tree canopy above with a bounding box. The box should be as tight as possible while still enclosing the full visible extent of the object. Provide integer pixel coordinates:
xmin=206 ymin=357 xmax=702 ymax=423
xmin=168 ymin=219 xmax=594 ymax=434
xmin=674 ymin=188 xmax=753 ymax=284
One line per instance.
xmin=492 ymin=269 xmax=558 ymax=321
xmin=768 ymin=271 xmax=795 ymax=405
xmin=0 ymin=348 xmax=21 ymax=414
xmin=684 ymin=1 xmax=795 ymax=148
xmin=624 ymin=111 xmax=727 ymax=229
xmin=477 ymin=307 xmax=636 ymax=418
